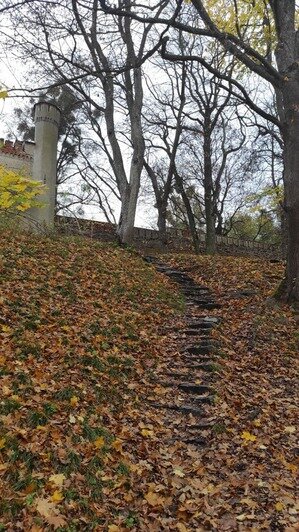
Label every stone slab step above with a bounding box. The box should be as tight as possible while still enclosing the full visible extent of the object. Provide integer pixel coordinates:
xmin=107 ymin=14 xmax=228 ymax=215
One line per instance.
xmin=178 ymin=383 xmax=215 ymax=394
xmin=184 ymin=362 xmax=221 ymax=372
xmin=184 ymin=345 xmax=215 ymax=355
xmin=147 ymin=402 xmax=206 ymax=417
xmin=182 ymin=437 xmax=207 ymax=446
xmin=192 ymin=301 xmax=222 ymax=309
xmin=185 ymin=321 xmax=216 ymax=329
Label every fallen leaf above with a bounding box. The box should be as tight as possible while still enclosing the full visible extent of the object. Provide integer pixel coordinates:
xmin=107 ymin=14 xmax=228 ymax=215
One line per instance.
xmin=94 ymin=436 xmax=105 ymax=449
xmin=1 ymin=325 xmax=12 ymax=333
xmin=70 ymin=396 xmax=79 ymax=406
xmin=173 ymin=467 xmax=185 ymax=478
xmin=241 ymin=497 xmax=258 ymax=509
xmin=284 ymin=426 xmax=296 ymax=434
xmin=236 ymin=513 xmax=248 ymax=521
xmin=51 ymin=490 xmax=64 ymax=503
xmin=275 ymin=502 xmax=284 ymax=512
xmin=49 ymin=474 xmax=66 ymax=487
xmin=241 ymin=431 xmax=257 ymax=442
xmin=177 ymin=524 xmax=188 ymax=532
xmin=144 ymin=491 xmax=165 ymax=507
xmin=141 ymin=428 xmax=154 ymax=437
xmin=46 ymin=514 xmax=67 ymax=529
xmin=112 ymin=439 xmax=123 ymax=452
xmin=36 ymin=498 xmax=56 ymax=518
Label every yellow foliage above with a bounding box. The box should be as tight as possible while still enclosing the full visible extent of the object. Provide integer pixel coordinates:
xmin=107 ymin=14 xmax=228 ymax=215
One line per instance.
xmin=0 ymin=89 xmax=8 ymax=99
xmin=188 ymin=0 xmax=276 ymax=59
xmin=0 ymin=166 xmax=45 ymax=212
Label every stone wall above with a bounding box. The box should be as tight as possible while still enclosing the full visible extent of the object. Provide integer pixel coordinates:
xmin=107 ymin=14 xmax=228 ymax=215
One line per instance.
xmin=0 ymin=140 xmax=33 ymax=175
xmin=56 ymin=215 xmax=281 ymax=259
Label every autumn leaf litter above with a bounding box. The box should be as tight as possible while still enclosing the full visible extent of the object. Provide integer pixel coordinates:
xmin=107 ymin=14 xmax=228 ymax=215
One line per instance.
xmin=0 ymin=232 xmax=298 ymax=531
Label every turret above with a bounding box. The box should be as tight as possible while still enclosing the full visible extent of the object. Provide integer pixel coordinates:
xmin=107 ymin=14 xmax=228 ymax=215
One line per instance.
xmin=30 ymin=102 xmax=61 ymax=226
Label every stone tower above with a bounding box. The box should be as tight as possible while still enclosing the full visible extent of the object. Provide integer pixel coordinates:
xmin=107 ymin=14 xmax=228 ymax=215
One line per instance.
xmin=29 ymin=102 xmax=61 ymax=227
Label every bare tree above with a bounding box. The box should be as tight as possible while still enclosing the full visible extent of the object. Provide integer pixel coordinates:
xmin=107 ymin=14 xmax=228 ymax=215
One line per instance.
xmin=3 ymin=0 xmax=169 ymax=244
xmin=99 ymin=0 xmax=299 ymax=301
xmin=144 ymin=38 xmax=252 ymax=254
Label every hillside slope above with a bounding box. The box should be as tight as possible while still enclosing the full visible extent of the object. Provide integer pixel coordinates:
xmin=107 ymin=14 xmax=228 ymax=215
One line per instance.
xmin=0 ymin=231 xmax=182 ymax=530
xmin=0 ymin=233 xmax=297 ymax=531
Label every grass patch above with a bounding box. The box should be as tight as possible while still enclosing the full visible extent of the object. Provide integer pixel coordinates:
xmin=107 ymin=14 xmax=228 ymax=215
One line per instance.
xmin=0 ymin=229 xmax=182 ymax=528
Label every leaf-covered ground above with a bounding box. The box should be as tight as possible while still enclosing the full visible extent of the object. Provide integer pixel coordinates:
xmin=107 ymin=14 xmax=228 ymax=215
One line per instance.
xmin=161 ymin=254 xmax=298 ymax=531
xmin=0 ymin=232 xmax=298 ymax=531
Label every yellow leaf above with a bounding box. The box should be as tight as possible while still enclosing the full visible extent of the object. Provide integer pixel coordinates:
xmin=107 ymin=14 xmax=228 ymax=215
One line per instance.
xmin=201 ymin=483 xmax=215 ymax=495
xmin=51 ymin=490 xmax=64 ymax=503
xmin=284 ymin=426 xmax=296 ymax=434
xmin=241 ymin=431 xmax=256 ymax=442
xmin=275 ymin=502 xmax=284 ymax=512
xmin=173 ymin=468 xmax=185 ymax=478
xmin=70 ymin=396 xmax=79 ymax=407
xmin=1 ymin=325 xmax=12 ymax=334
xmin=0 ymin=437 xmax=6 ymax=449
xmin=94 ymin=436 xmax=105 ymax=449
xmin=108 ymin=526 xmax=120 ymax=532
xmin=49 ymin=474 xmax=66 ymax=487
xmin=0 ymin=90 xmax=8 ymax=99
xmin=11 ymin=395 xmax=19 ymax=401
xmin=112 ymin=438 xmax=123 ymax=452
xmin=141 ymin=428 xmax=154 ymax=437
xmin=253 ymin=419 xmax=261 ymax=427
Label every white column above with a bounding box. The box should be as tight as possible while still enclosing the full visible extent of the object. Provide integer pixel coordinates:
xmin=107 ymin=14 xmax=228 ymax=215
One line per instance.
xmin=29 ymin=102 xmax=61 ymax=227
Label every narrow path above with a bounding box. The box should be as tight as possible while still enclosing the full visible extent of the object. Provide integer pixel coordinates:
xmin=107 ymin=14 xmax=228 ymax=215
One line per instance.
xmin=144 ymin=256 xmax=223 ymax=446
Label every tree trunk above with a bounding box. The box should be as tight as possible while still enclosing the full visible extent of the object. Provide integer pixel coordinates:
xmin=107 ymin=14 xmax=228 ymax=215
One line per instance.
xmin=175 ymin=173 xmax=200 ymax=254
xmin=203 ymin=125 xmax=216 ymax=254
xmin=116 ymin=178 xmax=139 ymax=245
xmin=280 ymin=79 xmax=299 ymax=302
xmin=215 ymin=214 xmax=224 ymax=235
xmin=280 ymin=203 xmax=288 ymax=260
xmin=157 ymin=202 xmax=168 ymax=246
